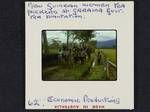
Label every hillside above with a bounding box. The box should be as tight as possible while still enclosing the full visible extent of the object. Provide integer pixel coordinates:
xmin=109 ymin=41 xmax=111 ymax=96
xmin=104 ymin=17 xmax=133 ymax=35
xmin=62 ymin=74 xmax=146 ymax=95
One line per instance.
xmin=96 ymin=39 xmax=116 ymax=48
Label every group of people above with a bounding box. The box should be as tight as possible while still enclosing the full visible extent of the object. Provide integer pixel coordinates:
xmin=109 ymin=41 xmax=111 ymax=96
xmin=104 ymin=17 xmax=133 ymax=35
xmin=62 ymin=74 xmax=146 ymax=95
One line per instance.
xmin=58 ymin=45 xmax=92 ymax=65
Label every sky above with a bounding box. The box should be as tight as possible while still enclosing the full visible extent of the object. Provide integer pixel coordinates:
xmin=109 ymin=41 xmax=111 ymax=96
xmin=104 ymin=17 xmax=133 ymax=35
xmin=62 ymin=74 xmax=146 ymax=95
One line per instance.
xmin=46 ymin=30 xmax=116 ymax=44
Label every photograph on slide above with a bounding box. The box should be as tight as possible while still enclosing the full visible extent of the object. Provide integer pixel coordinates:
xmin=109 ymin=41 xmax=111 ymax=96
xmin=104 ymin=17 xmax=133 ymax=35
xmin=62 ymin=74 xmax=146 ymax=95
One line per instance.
xmin=42 ymin=30 xmax=117 ymax=81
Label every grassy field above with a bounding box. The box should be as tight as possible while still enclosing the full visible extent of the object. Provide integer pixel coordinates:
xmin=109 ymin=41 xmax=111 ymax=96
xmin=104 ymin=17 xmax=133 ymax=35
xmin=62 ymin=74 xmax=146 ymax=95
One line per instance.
xmin=96 ymin=48 xmax=116 ymax=64
xmin=42 ymin=48 xmax=116 ymax=81
xmin=42 ymin=60 xmax=92 ymax=80
xmin=48 ymin=48 xmax=58 ymax=54
xmin=88 ymin=48 xmax=116 ymax=80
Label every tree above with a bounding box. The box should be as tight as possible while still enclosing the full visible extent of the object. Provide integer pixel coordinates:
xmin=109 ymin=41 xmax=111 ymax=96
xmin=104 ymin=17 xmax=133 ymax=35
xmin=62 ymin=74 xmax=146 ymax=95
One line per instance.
xmin=66 ymin=31 xmax=69 ymax=49
xmin=62 ymin=31 xmax=95 ymax=49
xmin=42 ymin=30 xmax=49 ymax=55
xmin=88 ymin=40 xmax=97 ymax=48
xmin=71 ymin=30 xmax=94 ymax=44
xmin=50 ymin=39 xmax=61 ymax=48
